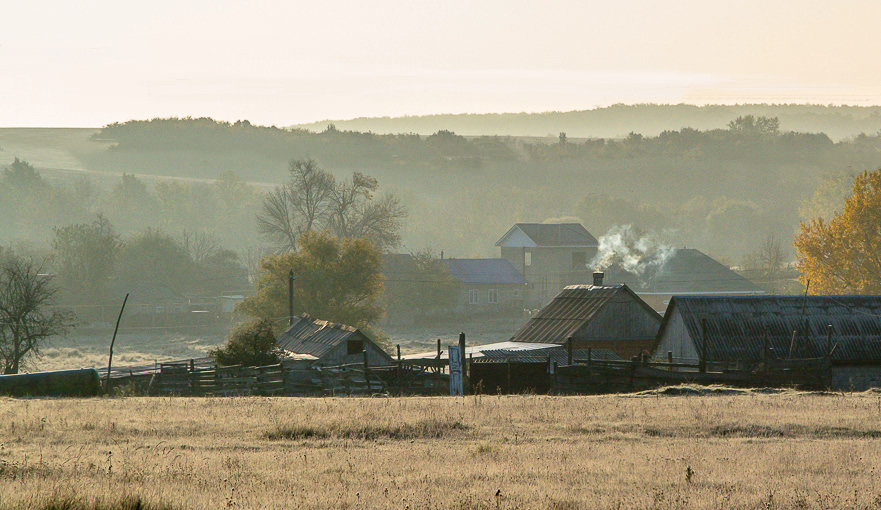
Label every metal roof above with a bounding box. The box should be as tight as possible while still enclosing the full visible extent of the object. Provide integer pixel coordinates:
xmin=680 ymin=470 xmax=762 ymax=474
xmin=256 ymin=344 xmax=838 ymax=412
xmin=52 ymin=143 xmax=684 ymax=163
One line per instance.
xmin=495 ymin=223 xmax=599 ymax=247
xmin=660 ymin=295 xmax=881 ymax=362
xmin=402 ymin=341 xmax=558 ymax=360
xmin=444 ymin=258 xmax=526 ymax=285
xmin=607 ymin=248 xmax=764 ymax=294
xmin=510 ymin=284 xmax=661 ymax=344
xmin=474 ymin=347 xmax=623 ymax=364
xmin=277 ymin=315 xmax=369 ymax=359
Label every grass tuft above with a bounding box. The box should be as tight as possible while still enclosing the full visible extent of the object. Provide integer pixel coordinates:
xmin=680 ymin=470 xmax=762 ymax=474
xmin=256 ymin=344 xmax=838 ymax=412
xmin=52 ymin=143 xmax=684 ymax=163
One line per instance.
xmin=265 ymin=417 xmax=468 ymax=441
xmin=4 ymin=495 xmax=178 ymax=510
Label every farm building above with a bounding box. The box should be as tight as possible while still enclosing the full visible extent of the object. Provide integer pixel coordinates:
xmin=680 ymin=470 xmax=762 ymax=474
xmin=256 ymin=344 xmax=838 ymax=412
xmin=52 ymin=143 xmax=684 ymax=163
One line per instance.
xmin=604 ymin=248 xmax=765 ymax=312
xmin=496 ymin=222 xmax=599 ymax=305
xmin=509 ymin=276 xmax=663 ymax=359
xmin=444 ymin=258 xmax=526 ymax=314
xmin=651 ymin=295 xmax=881 ymax=390
xmin=276 ymin=315 xmax=392 ymax=367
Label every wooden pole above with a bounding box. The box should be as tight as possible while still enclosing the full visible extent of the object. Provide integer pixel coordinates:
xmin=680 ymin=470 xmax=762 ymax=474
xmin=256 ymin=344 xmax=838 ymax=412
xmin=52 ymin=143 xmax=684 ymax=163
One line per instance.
xmin=667 ymin=351 xmax=673 ymax=371
xmin=699 ymin=318 xmax=708 ymax=373
xmin=436 ymin=338 xmax=441 ymax=374
xmin=288 ymin=269 xmax=295 ymax=326
xmin=586 ymin=347 xmax=592 ymax=369
xmin=104 ymin=293 xmax=129 ymax=393
xmin=459 ymin=332 xmax=466 ymax=394
xmin=567 ymin=337 xmax=573 ymax=365
xmin=396 ymin=344 xmax=401 ymax=393
xmin=362 ymin=349 xmax=370 ymax=392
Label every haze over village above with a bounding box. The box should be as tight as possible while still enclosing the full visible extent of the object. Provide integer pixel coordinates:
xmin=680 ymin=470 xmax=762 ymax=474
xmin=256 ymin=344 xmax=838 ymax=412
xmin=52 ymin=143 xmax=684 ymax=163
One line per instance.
xmin=3 ymin=1 xmax=881 ymax=508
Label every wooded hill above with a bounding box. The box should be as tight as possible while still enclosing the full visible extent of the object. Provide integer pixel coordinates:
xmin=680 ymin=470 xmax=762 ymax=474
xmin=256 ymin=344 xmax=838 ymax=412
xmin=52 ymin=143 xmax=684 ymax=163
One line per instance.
xmin=293 ymin=104 xmax=881 ymax=140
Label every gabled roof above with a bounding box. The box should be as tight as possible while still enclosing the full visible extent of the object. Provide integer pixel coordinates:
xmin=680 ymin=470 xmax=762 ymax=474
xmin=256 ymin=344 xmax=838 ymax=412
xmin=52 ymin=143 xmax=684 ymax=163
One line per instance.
xmin=511 ymin=284 xmax=661 ymax=344
xmin=658 ymin=295 xmax=881 ymax=362
xmin=276 ymin=314 xmax=386 ymax=360
xmin=495 ymin=223 xmax=599 ymax=248
xmin=444 ymin=258 xmax=526 ymax=285
xmin=608 ymin=248 xmax=763 ymax=294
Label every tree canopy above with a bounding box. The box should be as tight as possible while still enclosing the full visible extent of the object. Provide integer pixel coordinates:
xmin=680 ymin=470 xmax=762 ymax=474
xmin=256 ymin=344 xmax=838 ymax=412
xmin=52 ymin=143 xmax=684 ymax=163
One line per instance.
xmin=795 ymin=169 xmax=881 ymax=293
xmin=239 ymin=231 xmax=384 ymax=328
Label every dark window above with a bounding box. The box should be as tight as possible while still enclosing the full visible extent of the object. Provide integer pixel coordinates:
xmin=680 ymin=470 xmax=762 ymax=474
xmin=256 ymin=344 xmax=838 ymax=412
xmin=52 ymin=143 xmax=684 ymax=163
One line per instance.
xmin=347 ymin=339 xmax=365 ymax=355
xmin=571 ymin=251 xmax=586 ymax=269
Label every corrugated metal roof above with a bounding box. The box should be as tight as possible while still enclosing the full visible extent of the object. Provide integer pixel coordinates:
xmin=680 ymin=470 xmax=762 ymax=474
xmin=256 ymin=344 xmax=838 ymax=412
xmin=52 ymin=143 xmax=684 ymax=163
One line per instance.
xmin=510 ymin=284 xmax=660 ymax=344
xmin=496 ymin=223 xmax=599 ymax=247
xmin=607 ymin=248 xmax=764 ymax=294
xmin=475 ymin=347 xmax=623 ymax=364
xmin=276 ymin=315 xmax=363 ymax=359
xmin=662 ymin=295 xmax=881 ymax=362
xmin=402 ymin=341 xmax=558 ymax=360
xmin=444 ymin=258 xmax=526 ymax=285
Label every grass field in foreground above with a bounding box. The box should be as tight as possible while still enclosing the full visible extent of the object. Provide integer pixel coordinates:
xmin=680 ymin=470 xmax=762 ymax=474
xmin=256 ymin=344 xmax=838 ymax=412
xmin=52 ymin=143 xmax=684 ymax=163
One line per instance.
xmin=2 ymin=391 xmax=881 ymax=509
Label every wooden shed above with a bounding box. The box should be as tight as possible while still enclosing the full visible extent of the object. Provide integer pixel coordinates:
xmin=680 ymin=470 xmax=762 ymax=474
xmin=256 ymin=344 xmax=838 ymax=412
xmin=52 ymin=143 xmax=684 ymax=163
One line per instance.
xmin=276 ymin=315 xmax=392 ymax=367
xmin=509 ymin=280 xmax=662 ymax=359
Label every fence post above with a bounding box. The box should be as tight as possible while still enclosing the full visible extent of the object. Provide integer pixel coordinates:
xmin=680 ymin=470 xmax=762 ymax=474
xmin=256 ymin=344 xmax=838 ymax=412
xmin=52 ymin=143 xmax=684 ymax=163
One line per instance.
xmin=699 ymin=319 xmax=708 ymax=373
xmin=363 ymin=349 xmax=371 ymax=393
xmin=567 ymin=337 xmax=573 ymax=365
xmin=436 ymin=339 xmax=441 ymax=374
xmin=396 ymin=344 xmax=402 ymax=394
xmin=586 ymin=347 xmax=592 ymax=369
xmin=459 ymin=332 xmax=467 ymax=394
xmin=667 ymin=351 xmax=673 ymax=371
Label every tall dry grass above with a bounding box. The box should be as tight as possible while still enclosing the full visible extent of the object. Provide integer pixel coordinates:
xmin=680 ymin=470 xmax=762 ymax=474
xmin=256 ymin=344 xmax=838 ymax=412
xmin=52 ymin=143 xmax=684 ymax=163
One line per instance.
xmin=2 ymin=391 xmax=881 ymax=509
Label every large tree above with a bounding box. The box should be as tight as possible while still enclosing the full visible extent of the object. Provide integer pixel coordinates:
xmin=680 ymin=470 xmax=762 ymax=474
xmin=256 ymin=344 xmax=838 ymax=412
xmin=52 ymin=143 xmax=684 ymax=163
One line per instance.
xmin=795 ymin=169 xmax=881 ymax=293
xmin=51 ymin=215 xmax=121 ymax=305
xmin=257 ymin=159 xmax=406 ymax=252
xmin=0 ymin=254 xmax=75 ymax=374
xmin=239 ymin=231 xmax=383 ymax=328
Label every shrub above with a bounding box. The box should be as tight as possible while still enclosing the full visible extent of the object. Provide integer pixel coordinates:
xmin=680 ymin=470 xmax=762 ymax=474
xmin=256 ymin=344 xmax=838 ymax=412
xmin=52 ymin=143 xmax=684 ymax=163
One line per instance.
xmin=210 ymin=318 xmax=280 ymax=367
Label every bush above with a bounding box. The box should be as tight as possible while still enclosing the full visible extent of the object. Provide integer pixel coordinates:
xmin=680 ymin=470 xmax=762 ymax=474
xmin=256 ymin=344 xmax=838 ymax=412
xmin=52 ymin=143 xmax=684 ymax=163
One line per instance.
xmin=210 ymin=319 xmax=280 ymax=367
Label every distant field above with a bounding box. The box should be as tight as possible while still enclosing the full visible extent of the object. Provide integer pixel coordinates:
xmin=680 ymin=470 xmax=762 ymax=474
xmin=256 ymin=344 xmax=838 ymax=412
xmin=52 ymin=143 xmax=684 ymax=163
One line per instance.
xmin=0 ymin=128 xmax=102 ymax=171
xmin=2 ymin=392 xmax=881 ymax=509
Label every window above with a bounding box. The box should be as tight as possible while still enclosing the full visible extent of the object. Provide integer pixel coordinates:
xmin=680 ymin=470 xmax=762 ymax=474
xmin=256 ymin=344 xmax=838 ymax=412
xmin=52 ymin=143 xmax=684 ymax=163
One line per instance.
xmin=347 ymin=339 xmax=364 ymax=355
xmin=524 ymin=251 xmax=532 ymax=267
xmin=468 ymin=289 xmax=480 ymax=305
xmin=571 ymin=251 xmax=586 ymax=269
xmin=487 ymin=289 xmax=498 ymax=304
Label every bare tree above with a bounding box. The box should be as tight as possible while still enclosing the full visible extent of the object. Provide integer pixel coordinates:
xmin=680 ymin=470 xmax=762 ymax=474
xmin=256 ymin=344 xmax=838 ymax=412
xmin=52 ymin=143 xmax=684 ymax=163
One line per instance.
xmin=181 ymin=230 xmax=222 ymax=265
xmin=0 ymin=255 xmax=75 ymax=374
xmin=257 ymin=159 xmax=406 ymax=252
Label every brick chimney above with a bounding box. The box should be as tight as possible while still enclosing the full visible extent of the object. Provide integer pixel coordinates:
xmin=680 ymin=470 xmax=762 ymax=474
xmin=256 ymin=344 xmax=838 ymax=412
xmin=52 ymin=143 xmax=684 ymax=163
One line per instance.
xmin=592 ymin=271 xmax=604 ymax=286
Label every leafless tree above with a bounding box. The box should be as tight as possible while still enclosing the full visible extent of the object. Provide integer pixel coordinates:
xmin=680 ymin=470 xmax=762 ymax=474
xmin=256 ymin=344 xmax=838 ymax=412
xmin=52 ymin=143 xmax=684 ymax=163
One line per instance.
xmin=181 ymin=230 xmax=221 ymax=265
xmin=257 ymin=159 xmax=406 ymax=252
xmin=0 ymin=255 xmax=75 ymax=374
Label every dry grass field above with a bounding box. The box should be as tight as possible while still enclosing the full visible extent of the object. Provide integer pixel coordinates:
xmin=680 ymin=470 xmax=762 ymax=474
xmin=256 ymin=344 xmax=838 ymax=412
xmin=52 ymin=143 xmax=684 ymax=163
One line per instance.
xmin=2 ymin=391 xmax=881 ymax=509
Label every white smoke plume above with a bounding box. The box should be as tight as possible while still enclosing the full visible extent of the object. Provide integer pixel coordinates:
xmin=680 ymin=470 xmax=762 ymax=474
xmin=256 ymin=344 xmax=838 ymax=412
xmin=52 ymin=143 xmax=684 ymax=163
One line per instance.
xmin=590 ymin=225 xmax=676 ymax=276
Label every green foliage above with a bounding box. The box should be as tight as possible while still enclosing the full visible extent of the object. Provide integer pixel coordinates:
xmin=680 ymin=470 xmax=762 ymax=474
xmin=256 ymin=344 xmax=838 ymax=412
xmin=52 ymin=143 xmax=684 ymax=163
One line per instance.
xmin=210 ymin=318 xmax=280 ymax=367
xmin=239 ymin=231 xmax=383 ymax=328
xmin=51 ymin=215 xmax=120 ymax=305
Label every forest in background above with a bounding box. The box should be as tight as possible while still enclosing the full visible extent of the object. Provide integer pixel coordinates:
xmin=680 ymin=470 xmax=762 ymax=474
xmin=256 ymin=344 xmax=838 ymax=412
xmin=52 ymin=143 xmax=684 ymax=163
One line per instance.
xmin=2 ymin=107 xmax=881 ymax=272
xmin=293 ymin=104 xmax=881 ymax=140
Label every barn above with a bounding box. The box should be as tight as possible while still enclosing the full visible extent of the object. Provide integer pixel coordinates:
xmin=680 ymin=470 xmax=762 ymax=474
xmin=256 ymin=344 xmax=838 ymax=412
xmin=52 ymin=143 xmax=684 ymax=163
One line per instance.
xmin=651 ymin=295 xmax=881 ymax=390
xmin=276 ymin=315 xmax=393 ymax=367
xmin=509 ymin=275 xmax=662 ymax=359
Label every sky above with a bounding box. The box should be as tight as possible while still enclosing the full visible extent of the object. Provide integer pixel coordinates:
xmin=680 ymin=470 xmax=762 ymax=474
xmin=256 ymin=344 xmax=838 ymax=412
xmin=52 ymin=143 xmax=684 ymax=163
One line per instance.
xmin=2 ymin=0 xmax=881 ymax=127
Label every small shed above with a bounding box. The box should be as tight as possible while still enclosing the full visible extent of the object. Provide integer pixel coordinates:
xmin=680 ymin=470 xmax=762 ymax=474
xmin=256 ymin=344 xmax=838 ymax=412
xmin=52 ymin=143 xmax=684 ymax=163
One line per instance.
xmin=276 ymin=315 xmax=393 ymax=367
xmin=652 ymin=295 xmax=881 ymax=390
xmin=510 ymin=281 xmax=662 ymax=359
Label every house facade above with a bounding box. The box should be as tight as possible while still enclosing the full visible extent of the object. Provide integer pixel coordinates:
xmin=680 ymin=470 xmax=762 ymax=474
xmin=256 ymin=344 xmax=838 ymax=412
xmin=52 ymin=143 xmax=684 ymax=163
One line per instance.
xmin=496 ymin=223 xmax=600 ymax=306
xmin=444 ymin=258 xmax=527 ymax=315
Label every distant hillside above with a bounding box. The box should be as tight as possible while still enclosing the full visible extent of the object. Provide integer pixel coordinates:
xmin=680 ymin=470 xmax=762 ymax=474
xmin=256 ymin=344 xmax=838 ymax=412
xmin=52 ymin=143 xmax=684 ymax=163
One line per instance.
xmin=293 ymin=104 xmax=881 ymax=141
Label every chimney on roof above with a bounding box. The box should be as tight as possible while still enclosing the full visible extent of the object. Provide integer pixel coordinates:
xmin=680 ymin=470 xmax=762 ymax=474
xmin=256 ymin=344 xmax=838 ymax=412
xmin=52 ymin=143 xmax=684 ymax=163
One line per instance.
xmin=593 ymin=271 xmax=604 ymax=286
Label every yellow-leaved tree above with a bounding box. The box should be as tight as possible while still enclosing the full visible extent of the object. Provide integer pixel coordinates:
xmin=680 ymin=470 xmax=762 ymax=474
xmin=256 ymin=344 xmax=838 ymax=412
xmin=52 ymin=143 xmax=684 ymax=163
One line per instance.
xmin=238 ymin=231 xmax=384 ymax=329
xmin=794 ymin=169 xmax=881 ymax=294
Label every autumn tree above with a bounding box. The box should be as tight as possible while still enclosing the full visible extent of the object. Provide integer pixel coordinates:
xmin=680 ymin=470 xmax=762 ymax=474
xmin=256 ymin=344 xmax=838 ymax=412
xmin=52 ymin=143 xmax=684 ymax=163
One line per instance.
xmin=238 ymin=231 xmax=383 ymax=328
xmin=210 ymin=318 xmax=280 ymax=367
xmin=0 ymin=254 xmax=75 ymax=374
xmin=795 ymin=169 xmax=881 ymax=293
xmin=257 ymin=159 xmax=406 ymax=252
xmin=51 ymin=215 xmax=121 ymax=305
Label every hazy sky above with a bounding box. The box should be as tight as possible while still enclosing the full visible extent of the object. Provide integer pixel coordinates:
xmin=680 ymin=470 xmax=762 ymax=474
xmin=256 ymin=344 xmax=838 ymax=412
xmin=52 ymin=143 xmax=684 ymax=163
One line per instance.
xmin=3 ymin=0 xmax=880 ymax=127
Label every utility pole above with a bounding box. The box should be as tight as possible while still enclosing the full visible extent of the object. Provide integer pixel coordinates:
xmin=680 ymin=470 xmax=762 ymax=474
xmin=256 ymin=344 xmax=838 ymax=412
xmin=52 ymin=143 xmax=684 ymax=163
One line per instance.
xmin=288 ymin=269 xmax=295 ymax=326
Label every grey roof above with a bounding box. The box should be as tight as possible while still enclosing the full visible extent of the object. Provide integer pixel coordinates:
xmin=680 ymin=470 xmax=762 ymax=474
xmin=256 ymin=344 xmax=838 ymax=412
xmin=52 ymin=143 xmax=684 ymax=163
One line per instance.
xmin=444 ymin=258 xmax=526 ymax=285
xmin=660 ymin=295 xmax=881 ymax=362
xmin=497 ymin=223 xmax=598 ymax=247
xmin=607 ymin=248 xmax=764 ymax=294
xmin=474 ymin=347 xmax=623 ymax=364
xmin=277 ymin=315 xmax=385 ymax=360
xmin=511 ymin=284 xmax=661 ymax=344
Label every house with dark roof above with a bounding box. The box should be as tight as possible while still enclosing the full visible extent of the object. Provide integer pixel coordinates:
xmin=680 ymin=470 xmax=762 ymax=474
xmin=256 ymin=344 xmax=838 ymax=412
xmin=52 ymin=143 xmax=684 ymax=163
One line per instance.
xmin=444 ymin=258 xmax=526 ymax=314
xmin=605 ymin=248 xmax=765 ymax=312
xmin=277 ymin=315 xmax=392 ymax=366
xmin=496 ymin=223 xmax=600 ymax=305
xmin=509 ymin=276 xmax=662 ymax=359
xmin=651 ymin=295 xmax=881 ymax=390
